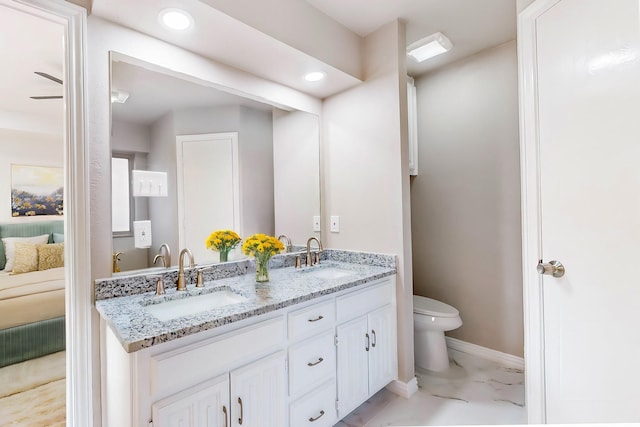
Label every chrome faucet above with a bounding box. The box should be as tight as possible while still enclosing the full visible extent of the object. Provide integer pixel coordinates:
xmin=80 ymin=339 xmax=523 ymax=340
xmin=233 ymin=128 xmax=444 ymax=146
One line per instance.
xmin=306 ymin=237 xmax=323 ymax=267
xmin=176 ymin=248 xmax=195 ymax=291
xmin=278 ymin=234 xmax=293 ymax=253
xmin=153 ymin=243 xmax=171 ymax=268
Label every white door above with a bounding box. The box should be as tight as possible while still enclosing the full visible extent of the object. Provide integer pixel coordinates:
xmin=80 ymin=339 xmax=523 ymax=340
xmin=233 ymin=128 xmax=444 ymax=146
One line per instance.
xmin=521 ymin=0 xmax=640 ymax=422
xmin=176 ymin=133 xmax=240 ymax=264
xmin=336 ymin=316 xmax=369 ymax=418
xmin=230 ymin=351 xmax=286 ymax=427
xmin=152 ymin=375 xmax=230 ymax=427
xmin=367 ymin=305 xmax=397 ymax=394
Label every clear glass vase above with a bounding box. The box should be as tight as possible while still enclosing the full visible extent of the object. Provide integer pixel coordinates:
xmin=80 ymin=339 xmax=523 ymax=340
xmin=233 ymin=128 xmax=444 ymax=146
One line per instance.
xmin=219 ymin=249 xmax=229 ymax=263
xmin=255 ymin=256 xmax=270 ymax=282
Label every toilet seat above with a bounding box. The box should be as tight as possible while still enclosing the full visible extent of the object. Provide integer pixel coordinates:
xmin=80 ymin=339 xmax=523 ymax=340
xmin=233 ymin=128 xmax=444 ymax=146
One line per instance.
xmin=413 ymin=295 xmax=459 ymax=318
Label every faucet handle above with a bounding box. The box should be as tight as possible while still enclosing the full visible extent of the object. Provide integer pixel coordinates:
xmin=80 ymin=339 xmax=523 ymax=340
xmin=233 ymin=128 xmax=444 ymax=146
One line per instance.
xmin=295 ymin=255 xmax=301 ymax=268
xmin=148 ymin=275 xmax=165 ymax=295
xmin=196 ymin=267 xmax=212 ymax=288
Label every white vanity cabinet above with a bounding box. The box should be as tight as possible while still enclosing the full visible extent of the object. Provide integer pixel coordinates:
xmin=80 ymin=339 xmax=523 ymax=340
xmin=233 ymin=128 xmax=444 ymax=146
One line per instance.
xmin=335 ymin=279 xmax=398 ymax=417
xmin=101 ymin=274 xmax=397 ymax=427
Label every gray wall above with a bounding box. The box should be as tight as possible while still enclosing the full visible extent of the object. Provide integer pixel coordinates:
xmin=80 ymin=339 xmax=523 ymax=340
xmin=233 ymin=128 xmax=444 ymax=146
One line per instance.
xmin=411 ymin=41 xmax=523 ymax=357
xmin=148 ymin=105 xmax=274 ymax=267
xmin=110 ymin=120 xmax=151 ymax=271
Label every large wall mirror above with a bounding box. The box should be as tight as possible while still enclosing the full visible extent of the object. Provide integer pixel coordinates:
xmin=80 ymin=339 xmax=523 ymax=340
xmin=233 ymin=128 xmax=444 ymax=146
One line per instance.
xmin=110 ymin=53 xmax=320 ymax=274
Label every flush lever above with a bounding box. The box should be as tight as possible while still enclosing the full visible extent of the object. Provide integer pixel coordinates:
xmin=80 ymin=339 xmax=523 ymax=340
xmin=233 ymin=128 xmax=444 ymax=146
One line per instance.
xmin=537 ymin=260 xmax=565 ymax=278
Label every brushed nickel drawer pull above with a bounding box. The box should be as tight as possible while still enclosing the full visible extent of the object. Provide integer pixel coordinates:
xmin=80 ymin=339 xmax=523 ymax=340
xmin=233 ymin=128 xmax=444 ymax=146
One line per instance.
xmin=307 ymin=357 xmax=324 ymax=367
xmin=371 ymin=329 xmax=377 ymax=348
xmin=308 ymin=315 xmax=324 ymax=322
xmin=222 ymin=405 xmax=228 ymax=427
xmin=238 ymin=397 xmax=243 ymax=425
xmin=309 ymin=410 xmax=325 ymax=422
xmin=365 ymin=333 xmax=370 ymax=352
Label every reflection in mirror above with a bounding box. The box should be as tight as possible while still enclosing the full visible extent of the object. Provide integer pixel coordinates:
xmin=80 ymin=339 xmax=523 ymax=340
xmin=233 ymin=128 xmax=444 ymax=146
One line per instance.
xmin=110 ymin=55 xmax=320 ymax=274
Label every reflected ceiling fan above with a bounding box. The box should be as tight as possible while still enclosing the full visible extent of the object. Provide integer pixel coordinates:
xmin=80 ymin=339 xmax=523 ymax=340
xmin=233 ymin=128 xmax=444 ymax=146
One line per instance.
xmin=30 ymin=71 xmax=63 ymax=100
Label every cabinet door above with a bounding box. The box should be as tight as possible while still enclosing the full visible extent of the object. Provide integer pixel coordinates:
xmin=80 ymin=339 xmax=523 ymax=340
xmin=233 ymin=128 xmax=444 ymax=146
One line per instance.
xmin=152 ymin=374 xmax=230 ymax=427
xmin=336 ymin=316 xmax=369 ymax=417
xmin=368 ymin=304 xmax=398 ymax=394
xmin=230 ymin=351 xmax=286 ymax=427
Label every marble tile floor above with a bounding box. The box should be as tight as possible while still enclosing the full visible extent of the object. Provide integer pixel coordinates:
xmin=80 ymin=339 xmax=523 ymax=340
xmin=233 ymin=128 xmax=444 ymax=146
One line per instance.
xmin=335 ymin=348 xmax=526 ymax=426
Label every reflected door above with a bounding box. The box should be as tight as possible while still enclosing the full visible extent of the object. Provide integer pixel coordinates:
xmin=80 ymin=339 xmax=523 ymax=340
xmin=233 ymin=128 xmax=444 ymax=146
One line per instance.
xmin=176 ymin=132 xmax=240 ymax=264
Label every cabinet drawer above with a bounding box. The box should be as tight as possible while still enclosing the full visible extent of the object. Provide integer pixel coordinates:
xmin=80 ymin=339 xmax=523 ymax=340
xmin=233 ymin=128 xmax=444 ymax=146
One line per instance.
xmin=336 ymin=278 xmax=394 ymax=323
xmin=289 ymin=331 xmax=336 ymax=397
xmin=288 ymin=299 xmax=335 ymax=341
xmin=150 ymin=317 xmax=285 ymax=396
xmin=290 ymin=381 xmax=337 ymax=427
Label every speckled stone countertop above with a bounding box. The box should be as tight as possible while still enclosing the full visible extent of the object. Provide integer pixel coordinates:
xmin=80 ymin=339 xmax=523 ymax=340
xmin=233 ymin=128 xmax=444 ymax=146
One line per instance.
xmin=95 ymin=250 xmax=396 ymax=353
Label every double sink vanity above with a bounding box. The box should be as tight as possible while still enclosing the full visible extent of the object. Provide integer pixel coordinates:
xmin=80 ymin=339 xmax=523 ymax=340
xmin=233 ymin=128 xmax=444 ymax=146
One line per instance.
xmin=96 ymin=249 xmax=398 ymax=427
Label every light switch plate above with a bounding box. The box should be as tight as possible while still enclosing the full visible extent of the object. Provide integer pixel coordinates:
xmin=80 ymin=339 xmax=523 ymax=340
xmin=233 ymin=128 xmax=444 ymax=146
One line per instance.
xmin=330 ymin=215 xmax=340 ymax=233
xmin=313 ymin=216 xmax=321 ymax=232
xmin=132 ymin=170 xmax=168 ymax=197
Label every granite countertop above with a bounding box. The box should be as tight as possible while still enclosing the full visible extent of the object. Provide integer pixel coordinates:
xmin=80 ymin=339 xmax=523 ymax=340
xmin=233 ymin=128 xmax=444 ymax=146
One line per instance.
xmin=96 ymin=260 xmax=395 ymax=353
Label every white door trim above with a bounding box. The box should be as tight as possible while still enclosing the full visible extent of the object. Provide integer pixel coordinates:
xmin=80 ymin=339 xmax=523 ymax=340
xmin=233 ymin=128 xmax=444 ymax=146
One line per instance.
xmin=517 ymin=0 xmax=562 ymax=423
xmin=9 ymin=0 xmax=92 ymax=426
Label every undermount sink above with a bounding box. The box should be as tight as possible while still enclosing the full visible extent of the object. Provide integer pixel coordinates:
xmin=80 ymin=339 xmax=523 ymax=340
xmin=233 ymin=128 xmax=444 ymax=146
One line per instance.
xmin=302 ymin=266 xmax=356 ymax=280
xmin=144 ymin=289 xmax=248 ymax=321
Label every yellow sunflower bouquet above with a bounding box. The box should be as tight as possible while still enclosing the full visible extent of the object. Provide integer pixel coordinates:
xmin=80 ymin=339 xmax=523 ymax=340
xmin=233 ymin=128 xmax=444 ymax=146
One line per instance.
xmin=242 ymin=233 xmax=285 ymax=282
xmin=206 ymin=229 xmax=242 ymax=262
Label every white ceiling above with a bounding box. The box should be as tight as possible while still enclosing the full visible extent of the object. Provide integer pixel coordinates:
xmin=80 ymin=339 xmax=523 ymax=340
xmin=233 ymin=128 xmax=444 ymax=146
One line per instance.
xmin=0 ymin=4 xmax=64 ymax=135
xmin=111 ymin=60 xmax=274 ymax=126
xmin=2 ymin=0 xmax=517 ymax=131
xmin=305 ymin=0 xmax=517 ymax=76
xmin=91 ymin=0 xmax=362 ymax=100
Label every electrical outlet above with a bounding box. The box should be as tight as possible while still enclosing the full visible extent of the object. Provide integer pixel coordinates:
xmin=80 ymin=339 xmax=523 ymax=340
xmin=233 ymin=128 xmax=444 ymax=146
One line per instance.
xmin=330 ymin=215 xmax=340 ymax=233
xmin=313 ymin=216 xmax=321 ymax=231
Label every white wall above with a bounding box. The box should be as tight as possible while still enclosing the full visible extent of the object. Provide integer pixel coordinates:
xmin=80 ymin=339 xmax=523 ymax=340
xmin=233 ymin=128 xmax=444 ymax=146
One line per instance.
xmin=323 ymin=20 xmax=415 ymax=387
xmin=273 ymin=109 xmax=320 ymax=246
xmin=0 ymin=129 xmax=62 ymax=223
xmin=411 ymin=41 xmax=523 ymax=357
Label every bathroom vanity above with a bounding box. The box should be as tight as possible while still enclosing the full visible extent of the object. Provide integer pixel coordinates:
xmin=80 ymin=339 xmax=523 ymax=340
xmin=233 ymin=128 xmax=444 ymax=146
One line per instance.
xmin=96 ymin=250 xmax=398 ymax=427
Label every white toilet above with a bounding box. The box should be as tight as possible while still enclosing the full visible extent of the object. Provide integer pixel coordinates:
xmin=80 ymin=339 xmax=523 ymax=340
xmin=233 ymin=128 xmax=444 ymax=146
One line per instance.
xmin=413 ymin=295 xmax=463 ymax=372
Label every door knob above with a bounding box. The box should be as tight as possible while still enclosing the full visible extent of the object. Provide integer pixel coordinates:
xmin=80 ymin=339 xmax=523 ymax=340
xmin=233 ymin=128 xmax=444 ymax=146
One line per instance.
xmin=537 ymin=260 xmax=565 ymax=278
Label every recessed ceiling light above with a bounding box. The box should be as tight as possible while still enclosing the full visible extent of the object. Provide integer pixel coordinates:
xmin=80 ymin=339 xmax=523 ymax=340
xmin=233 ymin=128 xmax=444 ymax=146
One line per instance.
xmin=407 ymin=32 xmax=452 ymax=62
xmin=304 ymin=71 xmax=326 ymax=82
xmin=159 ymin=8 xmax=194 ymax=31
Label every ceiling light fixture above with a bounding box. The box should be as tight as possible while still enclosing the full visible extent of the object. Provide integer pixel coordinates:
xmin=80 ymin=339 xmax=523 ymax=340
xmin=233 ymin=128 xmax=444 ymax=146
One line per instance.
xmin=158 ymin=8 xmax=194 ymax=31
xmin=111 ymin=90 xmax=130 ymax=104
xmin=407 ymin=32 xmax=452 ymax=62
xmin=304 ymin=71 xmax=326 ymax=82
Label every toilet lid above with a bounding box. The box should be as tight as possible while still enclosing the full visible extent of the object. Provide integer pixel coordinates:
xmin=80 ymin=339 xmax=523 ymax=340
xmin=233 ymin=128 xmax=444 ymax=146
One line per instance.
xmin=413 ymin=295 xmax=459 ymax=318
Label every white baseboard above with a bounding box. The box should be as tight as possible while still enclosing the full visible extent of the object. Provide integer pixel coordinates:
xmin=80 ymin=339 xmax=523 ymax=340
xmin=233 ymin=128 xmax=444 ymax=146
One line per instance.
xmin=386 ymin=377 xmax=419 ymax=398
xmin=445 ymin=337 xmax=525 ymax=370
